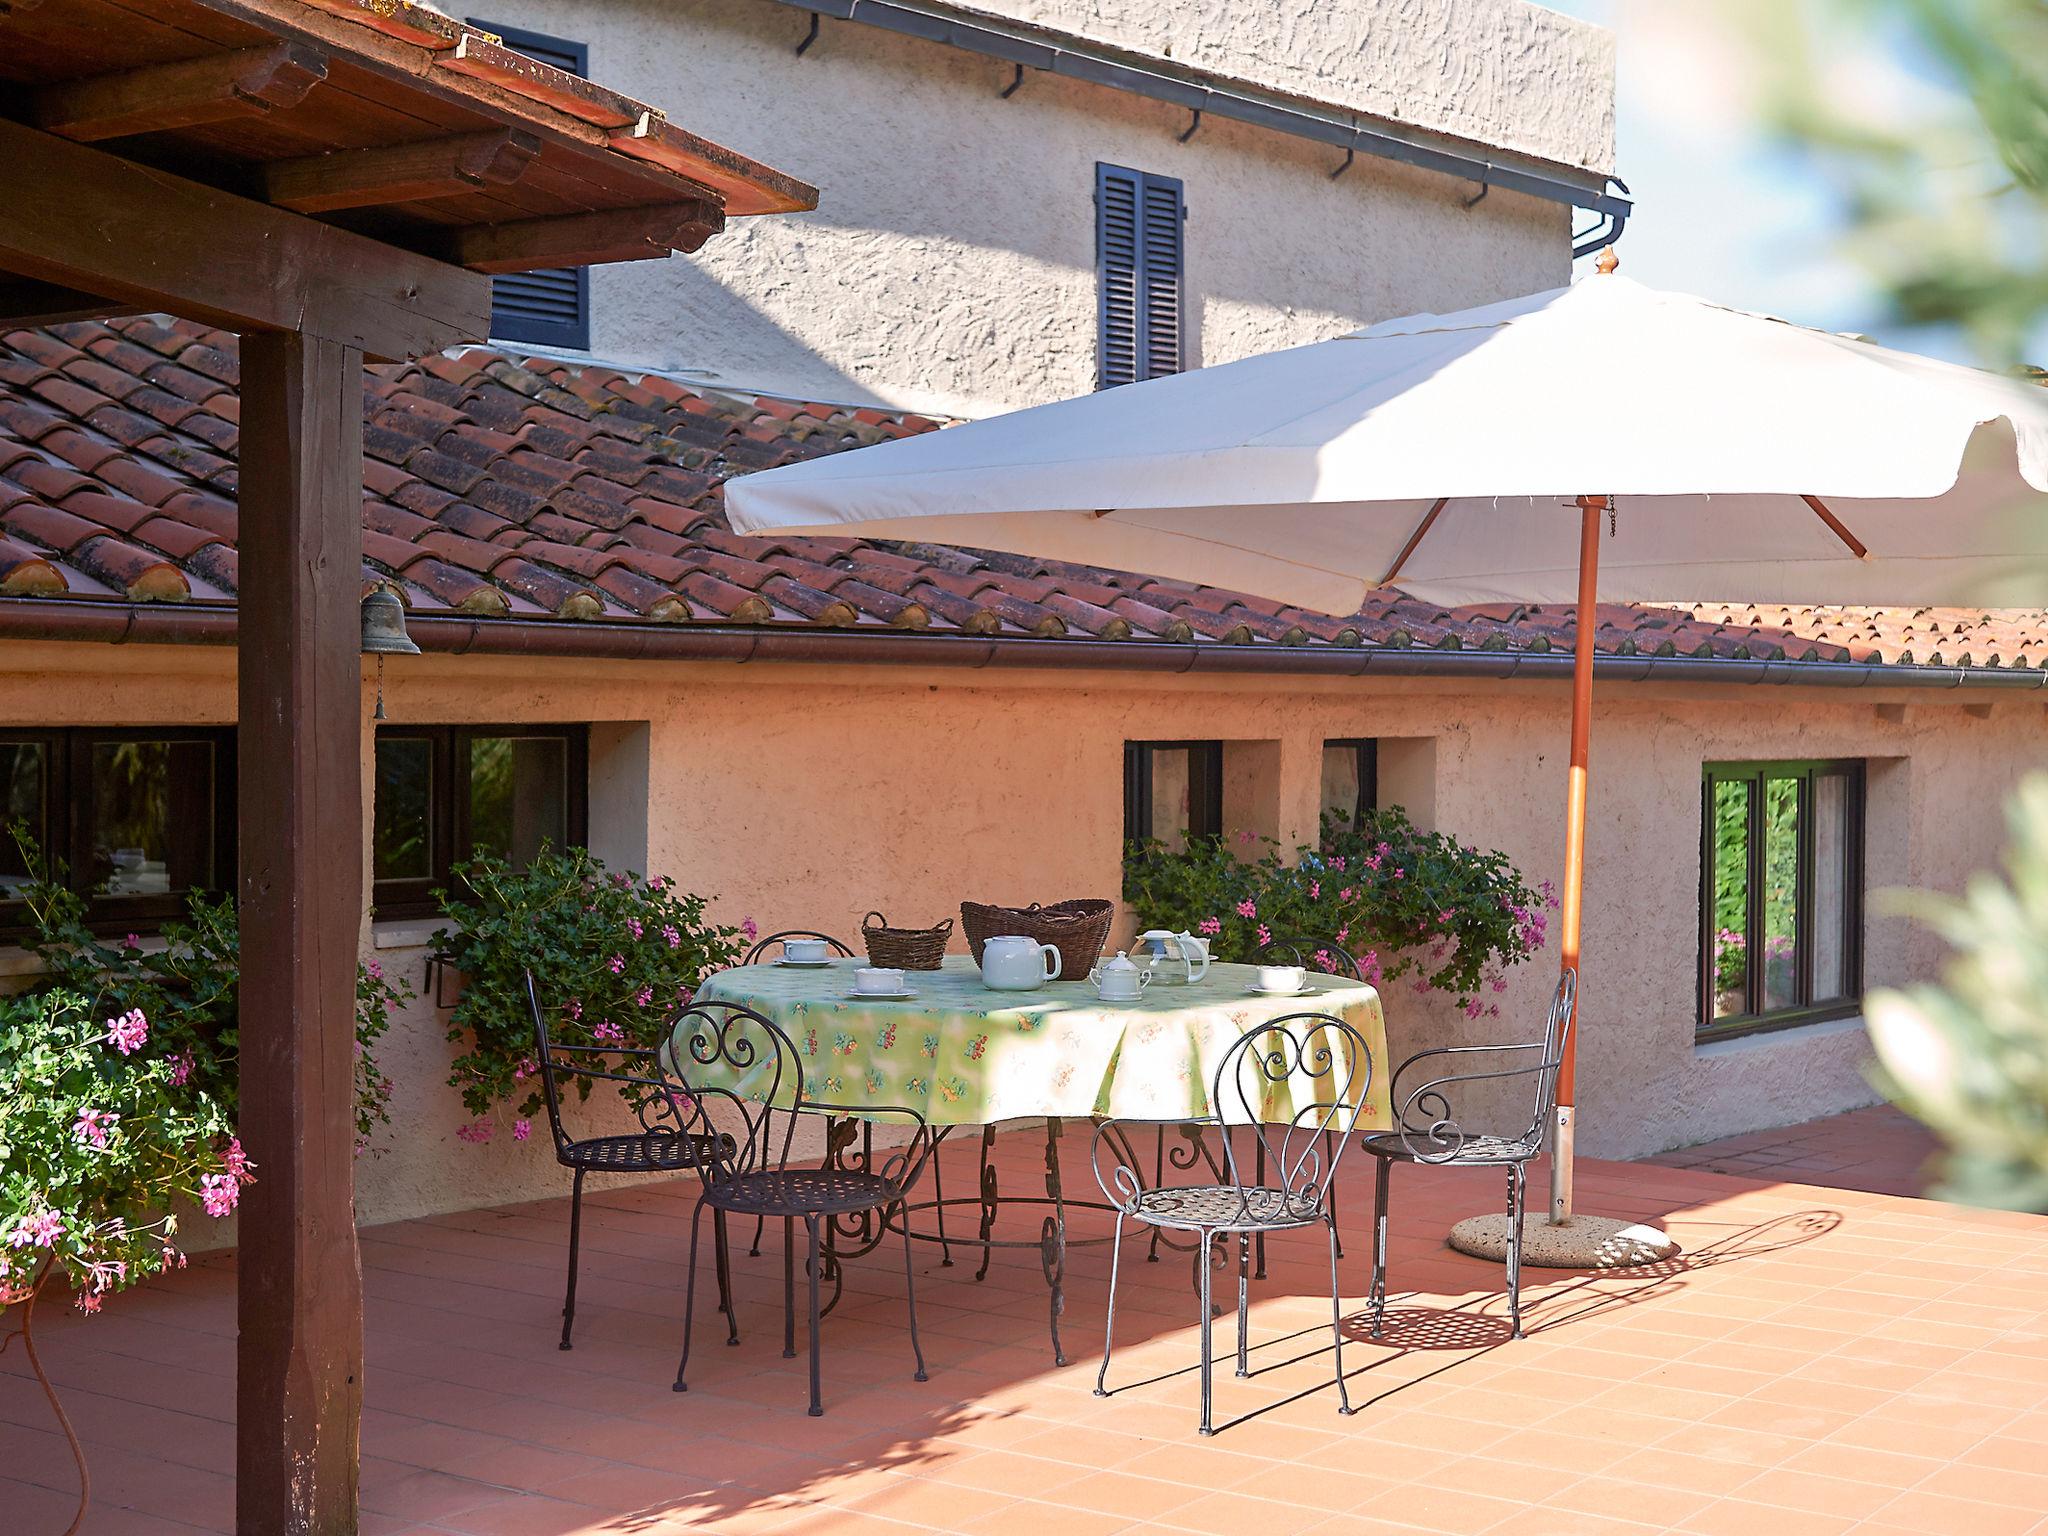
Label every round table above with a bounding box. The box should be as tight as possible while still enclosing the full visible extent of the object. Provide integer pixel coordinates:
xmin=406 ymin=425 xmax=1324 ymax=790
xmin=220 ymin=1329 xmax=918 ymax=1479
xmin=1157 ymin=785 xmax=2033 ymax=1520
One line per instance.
xmin=686 ymin=956 xmax=1391 ymax=1363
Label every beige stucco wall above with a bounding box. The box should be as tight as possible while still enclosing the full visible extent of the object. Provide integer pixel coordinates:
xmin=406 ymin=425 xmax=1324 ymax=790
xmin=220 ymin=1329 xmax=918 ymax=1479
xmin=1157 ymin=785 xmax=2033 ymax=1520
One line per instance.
xmin=472 ymin=0 xmax=1592 ymax=416
xmin=3 ymin=639 xmax=2040 ymax=1229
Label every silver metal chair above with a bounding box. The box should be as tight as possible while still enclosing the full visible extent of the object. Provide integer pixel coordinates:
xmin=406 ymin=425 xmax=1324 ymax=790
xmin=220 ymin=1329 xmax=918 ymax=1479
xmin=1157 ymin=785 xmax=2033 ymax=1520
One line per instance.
xmin=1092 ymin=1012 xmax=1373 ymax=1435
xmin=1362 ymin=967 xmax=1577 ymax=1341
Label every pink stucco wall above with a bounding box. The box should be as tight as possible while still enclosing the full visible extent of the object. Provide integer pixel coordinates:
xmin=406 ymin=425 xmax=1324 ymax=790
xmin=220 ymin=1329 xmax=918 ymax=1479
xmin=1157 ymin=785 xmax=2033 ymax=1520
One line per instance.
xmin=3 ymin=639 xmax=2038 ymax=1227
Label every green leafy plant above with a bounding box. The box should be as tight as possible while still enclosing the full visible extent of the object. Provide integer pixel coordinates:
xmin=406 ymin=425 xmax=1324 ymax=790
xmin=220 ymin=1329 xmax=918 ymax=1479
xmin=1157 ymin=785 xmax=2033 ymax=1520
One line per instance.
xmin=8 ymin=824 xmax=403 ymax=1152
xmin=1865 ymin=773 xmax=2048 ymax=1210
xmin=1122 ymin=807 xmax=1553 ymax=1014
xmin=1 ymin=987 xmax=250 ymax=1534
xmin=432 ymin=845 xmax=748 ymax=1139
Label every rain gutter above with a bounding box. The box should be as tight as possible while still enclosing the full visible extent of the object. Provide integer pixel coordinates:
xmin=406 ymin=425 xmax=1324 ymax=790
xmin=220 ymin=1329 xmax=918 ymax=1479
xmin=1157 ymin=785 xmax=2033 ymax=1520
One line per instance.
xmin=761 ymin=0 xmax=1630 ymax=254
xmin=6 ymin=601 xmax=2045 ymax=691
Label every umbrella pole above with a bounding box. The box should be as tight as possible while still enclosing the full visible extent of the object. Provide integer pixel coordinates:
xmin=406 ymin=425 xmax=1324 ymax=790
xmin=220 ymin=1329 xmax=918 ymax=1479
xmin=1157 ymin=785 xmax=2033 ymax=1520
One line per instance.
xmin=1550 ymin=495 xmax=1602 ymax=1224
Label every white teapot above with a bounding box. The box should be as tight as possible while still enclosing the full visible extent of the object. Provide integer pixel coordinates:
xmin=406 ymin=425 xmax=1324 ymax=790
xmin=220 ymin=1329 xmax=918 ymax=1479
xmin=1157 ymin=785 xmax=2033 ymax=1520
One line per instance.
xmin=1088 ymin=950 xmax=1152 ymax=1003
xmin=1134 ymin=928 xmax=1212 ymax=984
xmin=980 ymin=934 xmax=1061 ymax=991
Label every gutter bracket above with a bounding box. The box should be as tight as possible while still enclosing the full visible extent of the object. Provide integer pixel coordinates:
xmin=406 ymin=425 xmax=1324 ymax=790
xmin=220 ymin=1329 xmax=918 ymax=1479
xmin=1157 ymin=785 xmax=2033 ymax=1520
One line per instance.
xmin=1000 ymin=61 xmax=1024 ymax=97
xmin=795 ymin=11 xmax=821 ymax=55
xmin=1178 ymin=105 xmax=1202 ymax=143
xmin=1462 ymin=172 xmax=1491 ymax=209
xmin=1329 ymin=144 xmax=1354 ymax=180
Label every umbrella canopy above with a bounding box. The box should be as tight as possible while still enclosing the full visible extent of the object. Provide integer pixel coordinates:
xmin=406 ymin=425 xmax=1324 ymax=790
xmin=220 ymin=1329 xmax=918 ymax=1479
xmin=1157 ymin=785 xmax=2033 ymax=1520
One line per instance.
xmin=729 ymin=274 xmax=2048 ymax=616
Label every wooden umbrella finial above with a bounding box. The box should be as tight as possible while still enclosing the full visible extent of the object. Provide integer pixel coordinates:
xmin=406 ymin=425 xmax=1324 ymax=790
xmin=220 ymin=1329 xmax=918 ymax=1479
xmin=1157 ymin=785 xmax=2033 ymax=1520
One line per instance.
xmin=1594 ymin=246 xmax=1619 ymax=275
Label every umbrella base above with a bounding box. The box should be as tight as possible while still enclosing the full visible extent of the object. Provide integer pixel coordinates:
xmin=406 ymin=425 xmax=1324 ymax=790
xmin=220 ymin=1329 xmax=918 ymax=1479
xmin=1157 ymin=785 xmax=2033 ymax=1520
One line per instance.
xmin=1447 ymin=1212 xmax=1677 ymax=1270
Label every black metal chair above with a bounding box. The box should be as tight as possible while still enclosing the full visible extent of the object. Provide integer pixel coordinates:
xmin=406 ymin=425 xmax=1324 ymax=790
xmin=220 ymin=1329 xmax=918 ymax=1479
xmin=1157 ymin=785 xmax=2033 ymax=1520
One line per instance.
xmin=524 ymin=973 xmax=731 ymax=1352
xmin=1092 ymin=1012 xmax=1373 ymax=1435
xmin=667 ymin=999 xmax=934 ymax=1416
xmin=1362 ymin=966 xmax=1577 ymax=1341
xmin=739 ymin=930 xmax=856 ymax=1259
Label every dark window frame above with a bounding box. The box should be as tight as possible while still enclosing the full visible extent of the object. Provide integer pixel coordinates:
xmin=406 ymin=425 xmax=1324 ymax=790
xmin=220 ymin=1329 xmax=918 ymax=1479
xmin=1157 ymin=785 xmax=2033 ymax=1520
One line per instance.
xmin=1697 ymin=758 xmax=1866 ymax=1041
xmin=470 ymin=19 xmax=591 ymax=351
xmin=0 ymin=725 xmax=237 ymax=940
xmin=1322 ymin=738 xmax=1379 ymax=828
xmin=1095 ymin=162 xmax=1187 ymax=388
xmin=1123 ymin=739 xmax=1223 ymax=847
xmin=372 ymin=723 xmax=589 ymax=920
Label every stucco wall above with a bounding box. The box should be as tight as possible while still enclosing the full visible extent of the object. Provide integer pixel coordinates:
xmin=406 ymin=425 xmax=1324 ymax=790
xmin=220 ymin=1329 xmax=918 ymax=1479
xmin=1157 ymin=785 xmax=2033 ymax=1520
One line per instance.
xmin=4 ymin=639 xmax=2039 ymax=1229
xmin=975 ymin=0 xmax=1617 ymax=172
xmin=471 ymin=0 xmax=1586 ymax=416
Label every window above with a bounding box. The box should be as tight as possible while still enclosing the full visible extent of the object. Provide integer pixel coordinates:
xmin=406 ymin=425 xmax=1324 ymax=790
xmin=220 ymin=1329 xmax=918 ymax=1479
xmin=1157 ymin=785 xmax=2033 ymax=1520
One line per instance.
xmin=0 ymin=728 xmax=235 ymax=936
xmin=1700 ymin=760 xmax=1864 ymax=1038
xmin=471 ymin=20 xmax=590 ymax=351
xmin=1096 ymin=163 xmax=1186 ymax=388
xmin=1321 ymin=739 xmax=1379 ymax=830
xmin=373 ymin=725 xmax=588 ymax=917
xmin=1123 ymin=740 xmax=1221 ymax=852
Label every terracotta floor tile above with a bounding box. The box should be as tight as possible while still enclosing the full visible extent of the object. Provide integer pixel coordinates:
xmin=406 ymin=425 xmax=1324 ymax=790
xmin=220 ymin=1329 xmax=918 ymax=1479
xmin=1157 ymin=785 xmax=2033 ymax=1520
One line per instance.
xmin=1862 ymin=1488 xmax=2047 ymax=1536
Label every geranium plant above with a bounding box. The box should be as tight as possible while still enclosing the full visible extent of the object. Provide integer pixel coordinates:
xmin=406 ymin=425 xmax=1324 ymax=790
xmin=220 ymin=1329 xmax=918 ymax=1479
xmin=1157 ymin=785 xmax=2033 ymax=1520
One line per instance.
xmin=1 ymin=988 xmax=251 ymax=1534
xmin=1122 ymin=806 xmax=1553 ymax=1014
xmin=433 ymin=845 xmax=747 ymax=1140
xmin=9 ymin=825 xmax=404 ymax=1152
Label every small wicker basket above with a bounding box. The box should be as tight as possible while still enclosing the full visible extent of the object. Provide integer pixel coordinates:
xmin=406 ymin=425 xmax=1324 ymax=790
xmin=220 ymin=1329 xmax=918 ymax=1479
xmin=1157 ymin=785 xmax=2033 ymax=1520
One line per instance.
xmin=861 ymin=910 xmax=952 ymax=971
xmin=961 ymin=899 xmax=1115 ymax=981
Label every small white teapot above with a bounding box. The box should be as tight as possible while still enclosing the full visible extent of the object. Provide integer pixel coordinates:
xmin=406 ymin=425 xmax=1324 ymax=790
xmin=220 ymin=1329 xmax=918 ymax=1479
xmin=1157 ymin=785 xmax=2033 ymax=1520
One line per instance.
xmin=1135 ymin=928 xmax=1211 ymax=984
xmin=1088 ymin=950 xmax=1152 ymax=1003
xmin=980 ymin=934 xmax=1061 ymax=991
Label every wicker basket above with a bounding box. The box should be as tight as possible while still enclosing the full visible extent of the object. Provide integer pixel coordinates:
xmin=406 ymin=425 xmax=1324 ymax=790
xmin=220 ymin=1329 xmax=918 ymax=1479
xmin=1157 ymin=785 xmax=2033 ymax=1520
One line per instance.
xmin=961 ymin=899 xmax=1115 ymax=981
xmin=861 ymin=910 xmax=952 ymax=971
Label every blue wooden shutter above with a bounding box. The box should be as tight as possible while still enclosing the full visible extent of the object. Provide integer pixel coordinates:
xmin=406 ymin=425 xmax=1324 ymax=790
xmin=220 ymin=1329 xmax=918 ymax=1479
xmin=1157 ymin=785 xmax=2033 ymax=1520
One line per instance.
xmin=471 ymin=21 xmax=590 ymax=350
xmin=1096 ymin=163 xmax=1185 ymax=388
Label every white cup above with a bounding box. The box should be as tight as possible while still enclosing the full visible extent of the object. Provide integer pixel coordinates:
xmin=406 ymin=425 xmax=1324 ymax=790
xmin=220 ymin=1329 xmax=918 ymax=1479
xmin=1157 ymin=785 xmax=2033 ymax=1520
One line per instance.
xmin=783 ymin=938 xmax=831 ymax=963
xmin=1256 ymin=964 xmax=1307 ymax=995
xmin=854 ymin=967 xmax=906 ymax=995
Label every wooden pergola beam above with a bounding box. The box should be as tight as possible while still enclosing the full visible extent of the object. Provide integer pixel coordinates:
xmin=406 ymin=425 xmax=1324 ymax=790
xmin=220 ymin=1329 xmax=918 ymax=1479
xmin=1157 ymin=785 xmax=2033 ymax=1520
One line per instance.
xmin=32 ymin=42 xmax=328 ymax=142
xmin=235 ymin=329 xmax=367 ymax=1534
xmin=419 ymin=199 xmax=724 ymax=272
xmin=0 ymin=115 xmax=488 ymax=359
xmin=260 ymin=127 xmax=542 ymax=213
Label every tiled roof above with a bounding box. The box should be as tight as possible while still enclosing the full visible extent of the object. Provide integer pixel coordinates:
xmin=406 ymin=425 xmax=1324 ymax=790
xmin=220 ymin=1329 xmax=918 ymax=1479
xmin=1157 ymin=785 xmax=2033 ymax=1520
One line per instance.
xmin=1 ymin=316 xmax=2045 ymax=671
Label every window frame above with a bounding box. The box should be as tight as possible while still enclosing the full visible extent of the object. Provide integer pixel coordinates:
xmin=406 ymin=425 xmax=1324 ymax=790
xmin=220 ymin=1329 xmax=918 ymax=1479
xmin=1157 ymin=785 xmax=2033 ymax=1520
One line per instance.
xmin=372 ymin=723 xmax=589 ymax=920
xmin=0 ymin=725 xmax=237 ymax=940
xmin=1697 ymin=758 xmax=1866 ymax=1041
xmin=1123 ymin=739 xmax=1223 ymax=847
xmin=469 ymin=19 xmax=591 ymax=351
xmin=1322 ymin=738 xmax=1379 ymax=829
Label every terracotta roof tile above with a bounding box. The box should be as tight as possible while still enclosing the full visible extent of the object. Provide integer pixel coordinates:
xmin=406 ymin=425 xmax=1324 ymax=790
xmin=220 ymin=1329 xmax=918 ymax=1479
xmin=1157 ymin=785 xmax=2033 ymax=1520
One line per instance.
xmin=0 ymin=318 xmax=2039 ymax=673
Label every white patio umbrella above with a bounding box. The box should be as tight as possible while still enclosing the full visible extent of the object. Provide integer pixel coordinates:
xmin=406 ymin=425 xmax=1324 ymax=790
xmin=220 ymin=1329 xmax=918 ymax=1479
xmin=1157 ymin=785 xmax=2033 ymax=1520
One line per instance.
xmin=728 ymin=264 xmax=2048 ymax=1250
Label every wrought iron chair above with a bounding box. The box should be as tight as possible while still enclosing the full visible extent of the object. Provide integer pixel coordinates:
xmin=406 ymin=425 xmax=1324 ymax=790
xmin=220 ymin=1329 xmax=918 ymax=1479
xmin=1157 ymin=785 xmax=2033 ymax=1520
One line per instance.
xmin=1362 ymin=967 xmax=1577 ymax=1341
xmin=1092 ymin=1012 xmax=1373 ymax=1435
xmin=739 ymin=930 xmax=855 ymax=1259
xmin=667 ymin=999 xmax=934 ymax=1416
xmin=524 ymin=973 xmax=732 ymax=1352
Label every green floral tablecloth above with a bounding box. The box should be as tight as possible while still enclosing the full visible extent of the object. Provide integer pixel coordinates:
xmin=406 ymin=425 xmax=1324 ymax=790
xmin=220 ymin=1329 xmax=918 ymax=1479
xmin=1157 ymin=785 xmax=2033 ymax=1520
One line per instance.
xmin=685 ymin=956 xmax=1391 ymax=1129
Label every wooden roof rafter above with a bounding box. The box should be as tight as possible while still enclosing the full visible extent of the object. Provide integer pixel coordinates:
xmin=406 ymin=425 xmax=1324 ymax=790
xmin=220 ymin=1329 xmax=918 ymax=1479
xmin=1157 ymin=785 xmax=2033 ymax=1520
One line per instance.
xmin=0 ymin=0 xmax=815 ymax=337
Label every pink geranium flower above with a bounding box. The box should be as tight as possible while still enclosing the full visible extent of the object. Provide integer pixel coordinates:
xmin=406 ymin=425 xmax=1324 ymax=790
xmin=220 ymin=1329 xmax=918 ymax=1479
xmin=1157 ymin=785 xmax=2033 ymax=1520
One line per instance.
xmin=223 ymin=1138 xmax=254 ymax=1184
xmin=1196 ymin=916 xmax=1221 ymax=936
xmin=168 ymin=1051 xmax=196 ymax=1087
xmin=607 ymin=955 xmax=625 ymax=975
xmin=105 ymin=1008 xmax=148 ymax=1055
xmin=11 ymin=1210 xmax=64 ymax=1249
xmin=199 ymin=1173 xmax=240 ymax=1218
xmin=73 ymin=1108 xmax=119 ymax=1148
xmin=1235 ymin=899 xmax=1257 ymax=919
xmin=513 ymin=1119 xmax=531 ymax=1142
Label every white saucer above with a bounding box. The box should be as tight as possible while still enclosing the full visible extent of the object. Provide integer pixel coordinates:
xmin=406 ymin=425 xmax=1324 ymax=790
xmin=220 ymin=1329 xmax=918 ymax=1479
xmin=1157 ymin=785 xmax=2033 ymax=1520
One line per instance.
xmin=775 ymin=957 xmax=839 ymax=968
xmin=1246 ymin=983 xmax=1319 ymax=998
xmin=847 ymin=988 xmax=917 ymax=1001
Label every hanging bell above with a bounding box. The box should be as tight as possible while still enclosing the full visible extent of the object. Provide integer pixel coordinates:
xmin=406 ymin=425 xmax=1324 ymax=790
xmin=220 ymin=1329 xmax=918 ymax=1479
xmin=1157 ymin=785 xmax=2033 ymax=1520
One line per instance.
xmin=360 ymin=589 xmax=421 ymax=657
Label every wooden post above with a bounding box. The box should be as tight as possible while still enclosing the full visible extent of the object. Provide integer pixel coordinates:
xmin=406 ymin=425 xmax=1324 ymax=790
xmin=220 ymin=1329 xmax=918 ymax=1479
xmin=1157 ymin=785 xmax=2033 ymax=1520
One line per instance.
xmin=235 ymin=330 xmax=366 ymax=1535
xmin=1550 ymin=493 xmax=1604 ymax=1225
